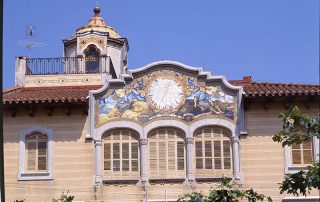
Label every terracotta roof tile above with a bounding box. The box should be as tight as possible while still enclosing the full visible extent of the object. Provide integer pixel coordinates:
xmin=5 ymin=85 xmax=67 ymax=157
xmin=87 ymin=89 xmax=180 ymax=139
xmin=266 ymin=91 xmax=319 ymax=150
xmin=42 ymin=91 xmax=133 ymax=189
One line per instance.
xmin=2 ymin=78 xmax=320 ymax=104
xmin=3 ymin=85 xmax=102 ymax=104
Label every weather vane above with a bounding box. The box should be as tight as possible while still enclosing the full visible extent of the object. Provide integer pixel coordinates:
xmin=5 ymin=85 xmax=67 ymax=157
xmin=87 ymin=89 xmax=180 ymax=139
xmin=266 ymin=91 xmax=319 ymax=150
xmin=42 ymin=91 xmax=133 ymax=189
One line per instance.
xmin=18 ymin=25 xmax=47 ymax=58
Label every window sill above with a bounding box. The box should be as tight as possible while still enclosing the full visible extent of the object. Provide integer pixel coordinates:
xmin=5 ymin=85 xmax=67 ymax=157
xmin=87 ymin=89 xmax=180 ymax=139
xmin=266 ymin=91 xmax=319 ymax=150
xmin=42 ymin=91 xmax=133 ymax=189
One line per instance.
xmin=287 ymin=166 xmax=310 ymax=174
xmin=195 ymin=176 xmax=233 ymax=183
xmin=149 ymin=178 xmax=185 ymax=184
xmin=102 ymin=179 xmax=139 ymax=185
xmin=282 ymin=196 xmax=320 ymax=201
xmin=18 ymin=172 xmax=53 ymax=181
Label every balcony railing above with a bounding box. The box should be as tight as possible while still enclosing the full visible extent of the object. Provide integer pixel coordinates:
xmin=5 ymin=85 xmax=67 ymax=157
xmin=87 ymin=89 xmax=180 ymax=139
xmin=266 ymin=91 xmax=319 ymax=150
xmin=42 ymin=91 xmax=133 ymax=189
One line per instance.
xmin=26 ymin=56 xmax=109 ymax=75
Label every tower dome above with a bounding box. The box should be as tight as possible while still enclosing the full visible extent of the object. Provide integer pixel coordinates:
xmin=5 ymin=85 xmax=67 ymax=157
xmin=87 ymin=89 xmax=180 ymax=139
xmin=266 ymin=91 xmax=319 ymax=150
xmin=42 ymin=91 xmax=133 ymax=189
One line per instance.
xmin=76 ymin=6 xmax=121 ymax=38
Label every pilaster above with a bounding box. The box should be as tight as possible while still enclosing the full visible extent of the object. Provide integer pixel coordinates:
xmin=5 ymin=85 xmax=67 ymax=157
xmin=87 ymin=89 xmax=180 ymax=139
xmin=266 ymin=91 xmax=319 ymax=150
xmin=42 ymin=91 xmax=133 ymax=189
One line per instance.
xmin=231 ymin=136 xmax=241 ymax=180
xmin=140 ymin=138 xmax=148 ymax=183
xmin=94 ymin=140 xmax=102 ymax=185
xmin=185 ymin=137 xmax=195 ymax=182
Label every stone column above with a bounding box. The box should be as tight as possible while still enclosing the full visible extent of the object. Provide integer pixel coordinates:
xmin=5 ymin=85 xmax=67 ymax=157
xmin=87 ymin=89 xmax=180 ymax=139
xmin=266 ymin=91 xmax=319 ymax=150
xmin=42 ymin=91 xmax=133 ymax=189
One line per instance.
xmin=232 ymin=136 xmax=241 ymax=180
xmin=140 ymin=138 xmax=148 ymax=183
xmin=185 ymin=137 xmax=195 ymax=182
xmin=94 ymin=140 xmax=102 ymax=185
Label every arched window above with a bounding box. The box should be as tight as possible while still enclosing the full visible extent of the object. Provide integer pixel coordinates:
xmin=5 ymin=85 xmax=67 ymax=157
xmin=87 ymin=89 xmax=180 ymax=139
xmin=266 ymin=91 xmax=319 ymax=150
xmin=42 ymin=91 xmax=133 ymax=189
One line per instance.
xmin=103 ymin=129 xmax=139 ymax=180
xmin=18 ymin=126 xmax=53 ymax=181
xmin=148 ymin=128 xmax=185 ymax=179
xmin=85 ymin=45 xmax=100 ymax=73
xmin=194 ymin=127 xmax=232 ymax=178
xmin=26 ymin=133 xmax=48 ymax=172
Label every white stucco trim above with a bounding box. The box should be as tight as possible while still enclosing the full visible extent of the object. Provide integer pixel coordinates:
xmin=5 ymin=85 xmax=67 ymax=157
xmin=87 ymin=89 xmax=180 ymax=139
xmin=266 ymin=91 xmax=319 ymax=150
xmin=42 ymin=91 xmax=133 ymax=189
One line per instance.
xmin=18 ymin=126 xmax=53 ymax=181
xmin=143 ymin=120 xmax=189 ymax=139
xmin=130 ymin=60 xmax=203 ymax=74
xmin=129 ymin=60 xmax=242 ymax=91
xmin=95 ymin=120 xmax=143 ymax=140
xmin=189 ymin=118 xmax=236 ymax=138
xmin=284 ymin=136 xmax=319 ymax=174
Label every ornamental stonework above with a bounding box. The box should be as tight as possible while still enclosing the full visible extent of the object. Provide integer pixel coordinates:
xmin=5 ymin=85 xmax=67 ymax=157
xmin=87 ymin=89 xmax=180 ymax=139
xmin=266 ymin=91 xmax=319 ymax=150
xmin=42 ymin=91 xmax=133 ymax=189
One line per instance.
xmin=79 ymin=35 xmax=106 ymax=51
xmin=95 ymin=69 xmax=237 ymax=127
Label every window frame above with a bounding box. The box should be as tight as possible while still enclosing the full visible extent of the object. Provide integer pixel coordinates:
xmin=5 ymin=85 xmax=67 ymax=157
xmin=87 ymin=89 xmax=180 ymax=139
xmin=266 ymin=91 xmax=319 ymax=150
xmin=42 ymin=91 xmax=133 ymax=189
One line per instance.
xmin=284 ymin=136 xmax=319 ymax=174
xmin=193 ymin=127 xmax=233 ymax=178
xmin=148 ymin=128 xmax=186 ymax=180
xmin=18 ymin=126 xmax=53 ymax=181
xmin=84 ymin=44 xmax=101 ymax=73
xmin=102 ymin=129 xmax=140 ymax=180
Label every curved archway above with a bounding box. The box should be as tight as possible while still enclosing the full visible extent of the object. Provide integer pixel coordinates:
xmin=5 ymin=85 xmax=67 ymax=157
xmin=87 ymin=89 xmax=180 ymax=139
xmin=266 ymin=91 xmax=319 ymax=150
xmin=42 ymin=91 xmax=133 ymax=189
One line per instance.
xmin=143 ymin=119 xmax=188 ymax=139
xmin=95 ymin=120 xmax=143 ymax=140
xmin=189 ymin=118 xmax=236 ymax=138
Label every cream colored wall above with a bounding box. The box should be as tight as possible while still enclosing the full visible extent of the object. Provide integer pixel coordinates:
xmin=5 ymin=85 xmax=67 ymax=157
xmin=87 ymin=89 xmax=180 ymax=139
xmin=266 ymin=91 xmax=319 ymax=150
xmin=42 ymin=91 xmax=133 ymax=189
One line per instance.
xmin=241 ymin=101 xmax=319 ymax=202
xmin=3 ymin=100 xmax=319 ymax=202
xmin=3 ymin=107 xmax=96 ymax=202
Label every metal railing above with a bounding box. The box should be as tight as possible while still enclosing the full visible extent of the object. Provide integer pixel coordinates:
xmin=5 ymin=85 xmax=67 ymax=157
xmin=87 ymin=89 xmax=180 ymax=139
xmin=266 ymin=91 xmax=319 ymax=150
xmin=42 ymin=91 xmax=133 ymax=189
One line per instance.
xmin=26 ymin=56 xmax=109 ymax=75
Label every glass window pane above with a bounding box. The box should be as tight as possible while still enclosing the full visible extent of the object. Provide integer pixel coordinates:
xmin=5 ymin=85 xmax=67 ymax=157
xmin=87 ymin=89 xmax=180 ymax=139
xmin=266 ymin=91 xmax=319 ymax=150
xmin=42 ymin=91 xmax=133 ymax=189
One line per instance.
xmin=195 ymin=141 xmax=203 ymax=157
xmin=38 ymin=142 xmax=47 ymax=156
xmin=302 ymin=141 xmax=312 ymax=150
xmin=224 ymin=158 xmax=231 ymax=169
xmin=177 ymin=159 xmax=184 ymax=170
xmin=113 ymin=143 xmax=120 ymax=159
xmin=196 ymin=158 xmax=203 ymax=169
xmin=131 ymin=142 xmax=138 ymax=159
xmin=292 ymin=150 xmax=301 ymax=164
xmin=104 ymin=143 xmax=111 ymax=160
xmin=38 ymin=157 xmax=47 ymax=171
xmin=113 ymin=160 xmax=120 ymax=171
xmin=177 ymin=142 xmax=184 ymax=158
xmin=104 ymin=160 xmax=111 ymax=170
xmin=223 ymin=140 xmax=231 ymax=157
xmin=168 ymin=159 xmax=175 ymax=170
xmin=292 ymin=144 xmax=300 ymax=150
xmin=132 ymin=160 xmax=138 ymax=171
xmin=205 ymin=141 xmax=212 ymax=157
xmin=122 ymin=160 xmax=129 ymax=171
xmin=122 ymin=143 xmax=129 ymax=159
xmin=205 ymin=158 xmax=212 ymax=169
xmin=27 ymin=142 xmax=36 ymax=170
xmin=214 ymin=141 xmax=221 ymax=157
xmin=215 ymin=158 xmax=222 ymax=169
xmin=303 ymin=150 xmax=313 ymax=164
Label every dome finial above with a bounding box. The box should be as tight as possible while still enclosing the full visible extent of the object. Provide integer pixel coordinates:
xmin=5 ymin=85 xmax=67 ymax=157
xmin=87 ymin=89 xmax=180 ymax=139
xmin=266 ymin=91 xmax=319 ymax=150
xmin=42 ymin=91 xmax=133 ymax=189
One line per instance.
xmin=94 ymin=6 xmax=100 ymax=16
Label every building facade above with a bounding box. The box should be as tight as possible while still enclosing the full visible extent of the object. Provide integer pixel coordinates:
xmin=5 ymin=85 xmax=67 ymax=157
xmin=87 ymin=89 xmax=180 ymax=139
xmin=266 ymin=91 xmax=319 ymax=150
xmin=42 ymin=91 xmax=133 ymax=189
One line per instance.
xmin=3 ymin=7 xmax=320 ymax=202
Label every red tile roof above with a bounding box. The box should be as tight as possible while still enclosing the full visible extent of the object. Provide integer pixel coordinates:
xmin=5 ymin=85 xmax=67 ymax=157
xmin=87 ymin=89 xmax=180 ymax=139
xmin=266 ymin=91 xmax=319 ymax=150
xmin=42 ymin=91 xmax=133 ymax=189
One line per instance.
xmin=230 ymin=76 xmax=320 ymax=97
xmin=2 ymin=85 xmax=101 ymax=104
xmin=2 ymin=78 xmax=320 ymax=104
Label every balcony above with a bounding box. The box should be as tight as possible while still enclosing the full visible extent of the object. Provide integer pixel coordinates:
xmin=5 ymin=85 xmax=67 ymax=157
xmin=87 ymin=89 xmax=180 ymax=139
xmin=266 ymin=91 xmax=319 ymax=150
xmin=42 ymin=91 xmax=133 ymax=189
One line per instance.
xmin=15 ymin=56 xmax=113 ymax=87
xmin=25 ymin=56 xmax=110 ymax=75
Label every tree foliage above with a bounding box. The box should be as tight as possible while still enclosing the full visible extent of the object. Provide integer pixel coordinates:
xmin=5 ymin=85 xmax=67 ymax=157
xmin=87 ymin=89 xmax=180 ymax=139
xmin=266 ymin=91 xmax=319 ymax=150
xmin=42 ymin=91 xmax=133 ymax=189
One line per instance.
xmin=272 ymin=106 xmax=320 ymax=146
xmin=273 ymin=106 xmax=320 ymax=196
xmin=52 ymin=190 xmax=74 ymax=202
xmin=177 ymin=178 xmax=272 ymax=202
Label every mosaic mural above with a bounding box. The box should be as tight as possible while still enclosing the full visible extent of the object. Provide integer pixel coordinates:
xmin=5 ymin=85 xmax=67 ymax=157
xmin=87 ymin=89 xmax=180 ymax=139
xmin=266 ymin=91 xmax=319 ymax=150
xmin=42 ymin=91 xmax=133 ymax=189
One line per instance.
xmin=96 ymin=70 xmax=236 ymax=127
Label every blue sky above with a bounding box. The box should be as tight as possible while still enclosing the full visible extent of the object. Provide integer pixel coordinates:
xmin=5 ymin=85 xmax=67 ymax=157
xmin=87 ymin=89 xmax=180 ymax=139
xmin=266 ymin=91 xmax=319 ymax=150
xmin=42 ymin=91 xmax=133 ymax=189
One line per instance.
xmin=3 ymin=0 xmax=319 ymax=88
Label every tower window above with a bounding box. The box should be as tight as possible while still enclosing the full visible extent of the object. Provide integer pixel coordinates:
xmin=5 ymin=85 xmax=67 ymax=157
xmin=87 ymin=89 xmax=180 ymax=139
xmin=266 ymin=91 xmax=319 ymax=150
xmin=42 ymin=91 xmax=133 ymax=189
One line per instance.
xmin=85 ymin=45 xmax=100 ymax=73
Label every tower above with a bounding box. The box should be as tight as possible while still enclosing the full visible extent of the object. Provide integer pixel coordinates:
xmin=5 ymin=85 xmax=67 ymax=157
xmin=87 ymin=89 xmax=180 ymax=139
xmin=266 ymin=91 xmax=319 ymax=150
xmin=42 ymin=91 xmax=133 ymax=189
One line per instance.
xmin=15 ymin=6 xmax=129 ymax=87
